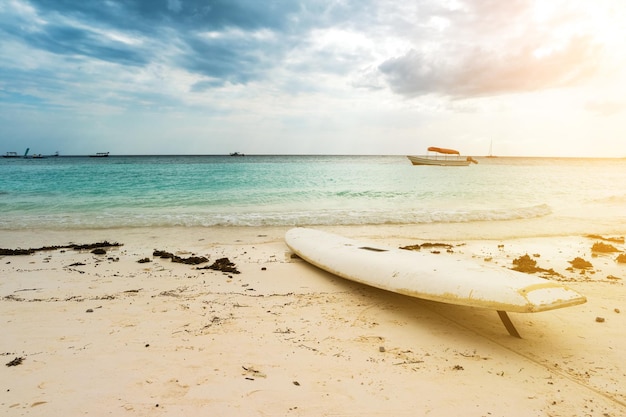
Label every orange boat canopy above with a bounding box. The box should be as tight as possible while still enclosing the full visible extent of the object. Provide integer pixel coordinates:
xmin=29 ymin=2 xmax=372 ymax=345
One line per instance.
xmin=427 ymin=146 xmax=460 ymax=155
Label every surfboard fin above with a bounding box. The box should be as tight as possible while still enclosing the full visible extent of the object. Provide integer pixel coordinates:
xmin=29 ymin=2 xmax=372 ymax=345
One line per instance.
xmin=497 ymin=311 xmax=521 ymax=338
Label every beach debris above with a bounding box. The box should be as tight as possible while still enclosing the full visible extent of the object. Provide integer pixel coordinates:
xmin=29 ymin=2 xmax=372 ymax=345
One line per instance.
xmin=452 ymin=365 xmax=464 ymax=370
xmin=0 ymin=248 xmax=34 ymax=255
xmin=86 ymin=308 xmax=94 ymax=313
xmin=293 ymin=381 xmax=300 ymax=386
xmin=400 ymin=242 xmax=454 ymax=253
xmin=72 ymin=241 xmax=122 ymax=251
xmin=91 ymin=248 xmax=106 ymax=255
xmin=152 ymin=250 xmax=208 ymax=265
xmin=153 ymin=250 xmax=172 ymax=259
xmin=511 ymin=255 xmax=531 ymax=270
xmin=6 ymin=357 xmax=24 ymax=367
xmin=14 ymin=288 xmax=40 ymax=293
xmin=510 ymin=254 xmax=560 ymax=277
xmin=159 ymin=289 xmax=184 ymax=297
xmin=274 ymin=327 xmax=294 ymax=334
xmin=591 ymin=242 xmax=620 ymax=253
xmin=198 ymin=257 xmax=240 ymax=274
xmin=615 ymin=308 xmax=621 ymax=314
xmin=568 ymin=257 xmax=593 ymax=270
xmin=595 ymin=317 xmax=605 ymax=323
xmin=242 ymin=365 xmax=266 ymax=379
xmin=67 ymin=262 xmax=86 ymax=267
xmin=0 ymin=241 xmax=122 ymax=256
xmin=616 ymin=253 xmax=626 ymax=263
xmin=137 ymin=257 xmax=151 ymax=263
xmin=586 ymin=234 xmax=625 ymax=244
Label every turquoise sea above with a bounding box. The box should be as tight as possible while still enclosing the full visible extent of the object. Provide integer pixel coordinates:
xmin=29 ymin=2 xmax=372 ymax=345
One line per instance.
xmin=1 ymin=155 xmax=625 ymax=236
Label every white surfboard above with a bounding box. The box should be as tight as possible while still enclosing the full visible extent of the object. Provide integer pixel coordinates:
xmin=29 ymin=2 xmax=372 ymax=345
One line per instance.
xmin=285 ymin=228 xmax=586 ymax=336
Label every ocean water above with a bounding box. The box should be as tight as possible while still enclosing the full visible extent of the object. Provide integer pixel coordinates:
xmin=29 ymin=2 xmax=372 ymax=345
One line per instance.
xmin=1 ymin=155 xmax=625 ymax=236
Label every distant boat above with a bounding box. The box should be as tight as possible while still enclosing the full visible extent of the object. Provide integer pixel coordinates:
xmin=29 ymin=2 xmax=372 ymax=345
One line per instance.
xmin=486 ymin=140 xmax=497 ymax=158
xmin=3 ymin=152 xmax=19 ymax=158
xmin=230 ymin=152 xmax=245 ymax=157
xmin=89 ymin=152 xmax=110 ymax=157
xmin=22 ymin=148 xmax=45 ymax=159
xmin=407 ymin=147 xmax=478 ymax=166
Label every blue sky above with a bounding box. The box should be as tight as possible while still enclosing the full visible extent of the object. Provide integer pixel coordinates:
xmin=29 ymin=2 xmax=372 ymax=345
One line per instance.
xmin=1 ymin=0 xmax=625 ymax=156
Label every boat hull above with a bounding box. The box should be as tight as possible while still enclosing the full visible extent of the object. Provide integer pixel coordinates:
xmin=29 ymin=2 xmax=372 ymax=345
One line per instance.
xmin=407 ymin=155 xmax=471 ymax=166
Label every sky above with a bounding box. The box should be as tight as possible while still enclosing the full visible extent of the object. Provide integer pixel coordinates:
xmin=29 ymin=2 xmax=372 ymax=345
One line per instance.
xmin=1 ymin=0 xmax=625 ymax=157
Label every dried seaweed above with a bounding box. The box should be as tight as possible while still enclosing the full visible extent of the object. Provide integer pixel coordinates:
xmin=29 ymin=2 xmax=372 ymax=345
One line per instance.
xmin=152 ymin=250 xmax=208 ymax=265
xmin=511 ymin=254 xmax=561 ymax=277
xmin=592 ymin=242 xmax=620 ymax=253
xmin=586 ymin=234 xmax=625 ymax=244
xmin=568 ymin=257 xmax=593 ymax=269
xmin=198 ymin=257 xmax=240 ymax=274
xmin=0 ymin=241 xmax=122 ymax=256
xmin=6 ymin=357 xmax=24 ymax=367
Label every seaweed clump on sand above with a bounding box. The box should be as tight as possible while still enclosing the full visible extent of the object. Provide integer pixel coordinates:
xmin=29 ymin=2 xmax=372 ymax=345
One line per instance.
xmin=71 ymin=241 xmax=122 ymax=251
xmin=591 ymin=242 xmax=620 ymax=253
xmin=198 ymin=257 xmax=240 ymax=274
xmin=616 ymin=253 xmax=626 ymax=264
xmin=0 ymin=248 xmax=37 ymax=255
xmin=400 ymin=242 xmax=455 ymax=254
xmin=586 ymin=234 xmax=625 ymax=244
xmin=511 ymin=254 xmax=561 ymax=277
xmin=0 ymin=242 xmax=122 ymax=256
xmin=153 ymin=250 xmax=208 ymax=265
xmin=568 ymin=257 xmax=593 ymax=270
xmin=6 ymin=357 xmax=24 ymax=367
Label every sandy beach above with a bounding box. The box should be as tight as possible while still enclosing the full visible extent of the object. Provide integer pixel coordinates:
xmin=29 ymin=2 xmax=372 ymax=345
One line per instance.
xmin=2 ymin=225 xmax=625 ymax=416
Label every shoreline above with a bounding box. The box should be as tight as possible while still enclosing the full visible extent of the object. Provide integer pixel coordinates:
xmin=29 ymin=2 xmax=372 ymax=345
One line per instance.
xmin=2 ymin=215 xmax=626 ymax=245
xmin=2 ymin=225 xmax=625 ymax=415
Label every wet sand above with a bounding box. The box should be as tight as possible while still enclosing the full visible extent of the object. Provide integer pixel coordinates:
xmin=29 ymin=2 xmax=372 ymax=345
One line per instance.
xmin=2 ymin=226 xmax=625 ymax=416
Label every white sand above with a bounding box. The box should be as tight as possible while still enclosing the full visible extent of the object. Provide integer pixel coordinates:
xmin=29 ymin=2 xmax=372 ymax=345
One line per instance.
xmin=1 ymin=226 xmax=625 ymax=416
